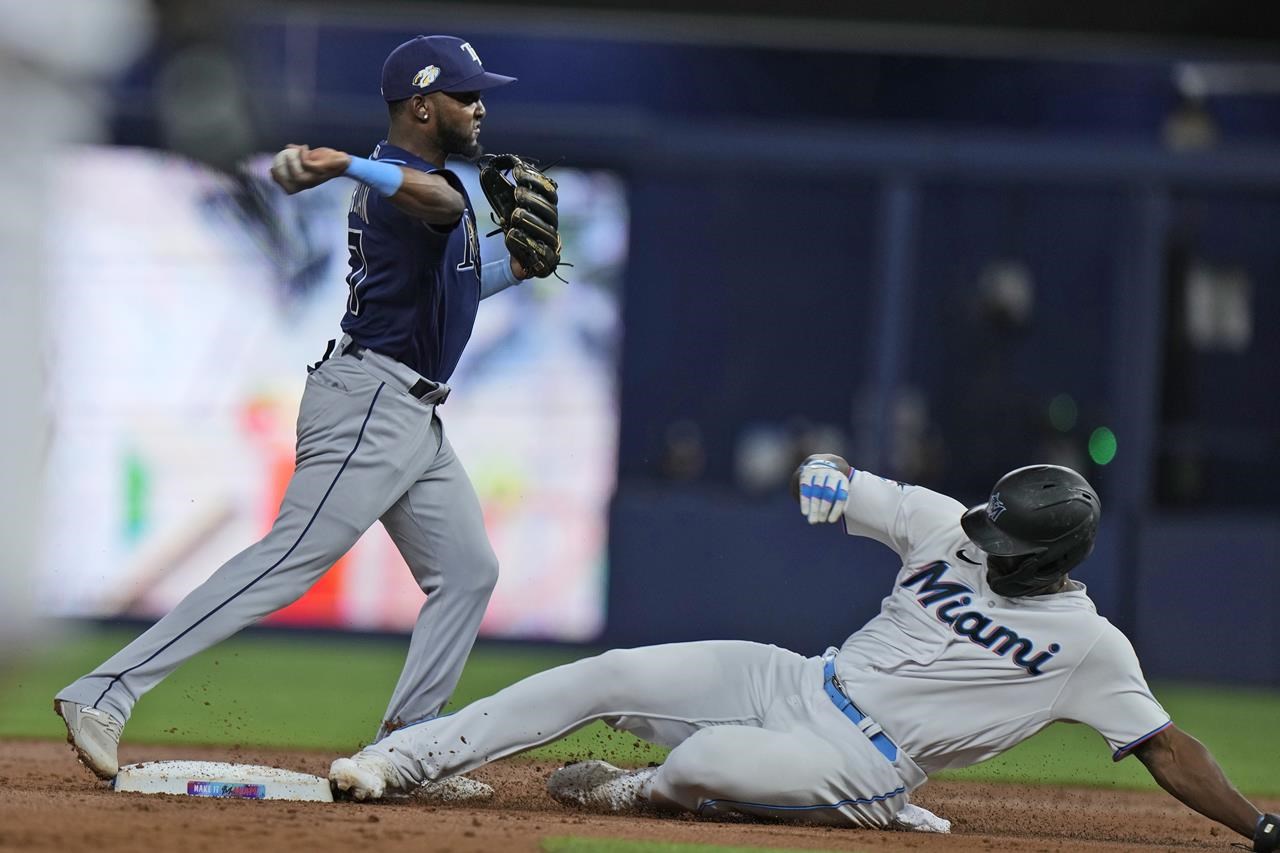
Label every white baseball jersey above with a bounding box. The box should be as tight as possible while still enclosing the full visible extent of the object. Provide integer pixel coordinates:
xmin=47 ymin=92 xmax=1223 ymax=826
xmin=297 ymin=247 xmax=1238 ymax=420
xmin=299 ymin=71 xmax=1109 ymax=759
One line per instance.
xmin=834 ymin=469 xmax=1171 ymax=775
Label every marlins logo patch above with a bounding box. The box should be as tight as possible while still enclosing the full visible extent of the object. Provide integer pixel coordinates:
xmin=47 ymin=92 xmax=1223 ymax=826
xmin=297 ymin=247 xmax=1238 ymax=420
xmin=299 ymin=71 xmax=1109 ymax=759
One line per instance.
xmin=413 ymin=65 xmax=441 ymax=89
xmin=988 ymin=492 xmax=1007 ymax=521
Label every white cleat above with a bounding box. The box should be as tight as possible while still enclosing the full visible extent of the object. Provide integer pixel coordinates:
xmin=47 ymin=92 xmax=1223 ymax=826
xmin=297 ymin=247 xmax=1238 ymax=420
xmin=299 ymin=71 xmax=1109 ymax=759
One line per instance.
xmin=413 ymin=774 xmax=495 ymax=804
xmin=329 ymin=753 xmax=398 ymax=801
xmin=54 ymin=699 xmax=123 ymax=780
xmin=546 ymin=760 xmax=657 ymax=813
xmin=893 ymin=801 xmax=952 ymax=833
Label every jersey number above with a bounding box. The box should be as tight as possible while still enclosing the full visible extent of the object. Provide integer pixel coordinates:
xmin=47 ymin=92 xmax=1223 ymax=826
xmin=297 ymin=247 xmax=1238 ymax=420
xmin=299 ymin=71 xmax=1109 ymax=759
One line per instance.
xmin=457 ymin=214 xmax=478 ymax=273
xmin=346 ymin=228 xmax=368 ymax=315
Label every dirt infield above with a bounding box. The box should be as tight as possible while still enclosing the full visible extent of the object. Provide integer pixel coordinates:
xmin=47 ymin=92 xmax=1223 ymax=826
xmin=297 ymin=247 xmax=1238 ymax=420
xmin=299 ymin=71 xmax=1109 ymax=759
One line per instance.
xmin=0 ymin=739 xmax=1268 ymax=852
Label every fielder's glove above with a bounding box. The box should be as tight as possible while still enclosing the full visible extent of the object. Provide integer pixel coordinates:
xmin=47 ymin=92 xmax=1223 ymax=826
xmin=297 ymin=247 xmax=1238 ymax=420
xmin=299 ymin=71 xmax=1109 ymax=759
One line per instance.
xmin=478 ymin=153 xmax=563 ymax=279
xmin=1256 ymin=813 xmax=1280 ymax=852
xmin=797 ymin=458 xmax=850 ymax=525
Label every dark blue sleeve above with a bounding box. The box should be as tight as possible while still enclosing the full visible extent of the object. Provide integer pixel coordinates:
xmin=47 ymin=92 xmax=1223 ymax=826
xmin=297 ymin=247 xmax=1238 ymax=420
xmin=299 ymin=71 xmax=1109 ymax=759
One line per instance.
xmin=423 ymin=167 xmax=467 ymax=235
xmin=366 ymin=185 xmax=453 ymax=244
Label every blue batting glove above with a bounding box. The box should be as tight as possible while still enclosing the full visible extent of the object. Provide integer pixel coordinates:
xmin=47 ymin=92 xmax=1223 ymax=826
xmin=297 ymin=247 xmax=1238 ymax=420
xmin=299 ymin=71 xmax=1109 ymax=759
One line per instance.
xmin=798 ymin=460 xmax=850 ymax=524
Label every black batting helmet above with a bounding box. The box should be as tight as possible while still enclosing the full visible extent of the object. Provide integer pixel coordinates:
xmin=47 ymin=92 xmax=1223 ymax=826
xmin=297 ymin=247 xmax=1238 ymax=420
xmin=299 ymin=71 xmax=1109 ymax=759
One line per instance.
xmin=960 ymin=465 xmax=1101 ymax=597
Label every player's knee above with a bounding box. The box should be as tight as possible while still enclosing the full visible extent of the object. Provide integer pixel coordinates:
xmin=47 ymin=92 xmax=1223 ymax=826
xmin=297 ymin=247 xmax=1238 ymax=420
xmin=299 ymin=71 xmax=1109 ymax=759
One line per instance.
xmin=456 ymin=544 xmax=499 ymax=597
xmin=659 ymin=728 xmax=744 ymax=797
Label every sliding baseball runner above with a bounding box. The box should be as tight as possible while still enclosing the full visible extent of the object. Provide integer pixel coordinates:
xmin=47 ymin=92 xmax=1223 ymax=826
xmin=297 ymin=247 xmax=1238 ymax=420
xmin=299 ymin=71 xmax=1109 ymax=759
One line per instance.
xmin=331 ymin=459 xmax=1279 ymax=851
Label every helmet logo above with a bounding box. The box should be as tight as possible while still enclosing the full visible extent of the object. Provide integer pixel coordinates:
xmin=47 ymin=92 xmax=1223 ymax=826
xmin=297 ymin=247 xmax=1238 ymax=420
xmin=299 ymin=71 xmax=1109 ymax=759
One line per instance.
xmin=413 ymin=65 xmax=441 ymax=88
xmin=988 ymin=492 xmax=1007 ymax=522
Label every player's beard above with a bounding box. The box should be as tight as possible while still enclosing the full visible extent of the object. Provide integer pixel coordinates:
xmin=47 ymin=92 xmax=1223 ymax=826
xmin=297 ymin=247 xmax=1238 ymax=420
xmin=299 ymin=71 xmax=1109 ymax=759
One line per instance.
xmin=440 ymin=120 xmax=483 ymax=162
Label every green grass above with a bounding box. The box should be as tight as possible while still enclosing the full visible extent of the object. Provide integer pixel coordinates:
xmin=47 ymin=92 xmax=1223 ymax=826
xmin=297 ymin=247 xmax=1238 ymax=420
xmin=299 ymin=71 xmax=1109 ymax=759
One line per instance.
xmin=940 ymin=682 xmax=1280 ymax=795
xmin=0 ymin=624 xmax=660 ymax=763
xmin=543 ymin=839 xmax=854 ymax=853
xmin=5 ymin=625 xmax=1279 ymax=795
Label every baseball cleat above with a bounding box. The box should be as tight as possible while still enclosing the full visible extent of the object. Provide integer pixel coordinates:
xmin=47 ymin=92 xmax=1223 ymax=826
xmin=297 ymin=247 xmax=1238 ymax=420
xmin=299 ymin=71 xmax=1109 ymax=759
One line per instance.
xmin=329 ymin=753 xmax=398 ymax=801
xmin=893 ymin=801 xmax=952 ymax=833
xmin=546 ymin=760 xmax=657 ymax=813
xmin=54 ymin=699 xmax=123 ymax=780
xmin=413 ymin=774 xmax=495 ymax=804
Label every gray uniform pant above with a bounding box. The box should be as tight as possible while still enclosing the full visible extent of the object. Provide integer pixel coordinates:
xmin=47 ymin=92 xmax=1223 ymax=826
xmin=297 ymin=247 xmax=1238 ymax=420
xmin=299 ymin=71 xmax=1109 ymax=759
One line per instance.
xmin=57 ymin=339 xmax=498 ymax=739
xmin=369 ymin=641 xmax=927 ymax=827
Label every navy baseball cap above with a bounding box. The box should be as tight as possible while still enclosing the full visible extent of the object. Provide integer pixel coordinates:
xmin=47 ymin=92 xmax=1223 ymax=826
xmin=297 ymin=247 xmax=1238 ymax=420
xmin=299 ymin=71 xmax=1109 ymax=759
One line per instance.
xmin=380 ymin=35 xmax=516 ymax=102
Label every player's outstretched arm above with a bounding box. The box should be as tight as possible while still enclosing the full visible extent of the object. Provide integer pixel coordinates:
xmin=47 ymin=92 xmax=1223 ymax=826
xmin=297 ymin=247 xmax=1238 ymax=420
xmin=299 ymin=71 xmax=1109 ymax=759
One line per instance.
xmin=1133 ymin=725 xmax=1276 ymax=849
xmin=270 ymin=145 xmax=464 ymax=225
xmin=271 ymin=144 xmax=346 ymax=194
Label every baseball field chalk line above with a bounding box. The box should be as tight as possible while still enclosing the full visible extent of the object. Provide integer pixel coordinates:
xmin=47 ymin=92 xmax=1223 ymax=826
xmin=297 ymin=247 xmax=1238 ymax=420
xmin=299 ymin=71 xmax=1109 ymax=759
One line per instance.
xmin=113 ymin=761 xmax=334 ymax=802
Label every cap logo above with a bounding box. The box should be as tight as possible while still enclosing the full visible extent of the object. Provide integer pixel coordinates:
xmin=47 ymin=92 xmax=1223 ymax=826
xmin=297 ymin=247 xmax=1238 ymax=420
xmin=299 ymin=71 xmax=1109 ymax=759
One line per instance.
xmin=459 ymin=41 xmax=481 ymax=65
xmin=413 ymin=65 xmax=441 ymax=88
xmin=988 ymin=492 xmax=1007 ymax=522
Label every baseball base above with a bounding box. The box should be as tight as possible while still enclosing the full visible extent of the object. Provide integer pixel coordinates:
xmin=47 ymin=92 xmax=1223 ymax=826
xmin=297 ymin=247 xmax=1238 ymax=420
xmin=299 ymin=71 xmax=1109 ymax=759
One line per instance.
xmin=113 ymin=760 xmax=333 ymax=802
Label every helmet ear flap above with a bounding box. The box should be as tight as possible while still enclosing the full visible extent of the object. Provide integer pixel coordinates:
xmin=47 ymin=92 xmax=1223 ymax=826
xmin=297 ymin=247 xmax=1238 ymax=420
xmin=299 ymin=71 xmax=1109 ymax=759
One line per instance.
xmin=986 ymin=549 xmax=1052 ymax=597
xmin=991 ymin=524 xmax=1097 ymax=597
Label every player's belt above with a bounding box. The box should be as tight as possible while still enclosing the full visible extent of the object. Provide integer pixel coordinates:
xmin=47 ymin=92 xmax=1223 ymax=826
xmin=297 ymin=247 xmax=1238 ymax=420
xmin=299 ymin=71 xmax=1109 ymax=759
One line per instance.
xmin=822 ymin=657 xmax=899 ymax=763
xmin=315 ymin=338 xmax=451 ymax=405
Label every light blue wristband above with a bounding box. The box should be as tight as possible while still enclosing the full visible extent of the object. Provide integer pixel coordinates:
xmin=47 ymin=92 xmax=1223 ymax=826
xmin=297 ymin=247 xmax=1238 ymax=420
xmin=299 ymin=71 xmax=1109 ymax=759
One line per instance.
xmin=345 ymin=157 xmax=404 ymax=197
xmin=479 ymin=256 xmax=522 ymax=299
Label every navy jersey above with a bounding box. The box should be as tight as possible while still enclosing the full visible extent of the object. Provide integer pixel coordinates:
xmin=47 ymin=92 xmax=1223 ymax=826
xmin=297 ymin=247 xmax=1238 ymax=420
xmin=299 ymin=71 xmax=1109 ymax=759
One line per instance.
xmin=340 ymin=142 xmax=482 ymax=382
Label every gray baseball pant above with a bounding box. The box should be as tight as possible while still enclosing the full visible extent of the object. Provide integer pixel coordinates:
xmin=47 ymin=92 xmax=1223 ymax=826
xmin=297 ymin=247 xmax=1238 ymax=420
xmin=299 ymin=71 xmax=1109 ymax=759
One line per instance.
xmin=368 ymin=641 xmax=927 ymax=827
xmin=56 ymin=338 xmax=498 ymax=739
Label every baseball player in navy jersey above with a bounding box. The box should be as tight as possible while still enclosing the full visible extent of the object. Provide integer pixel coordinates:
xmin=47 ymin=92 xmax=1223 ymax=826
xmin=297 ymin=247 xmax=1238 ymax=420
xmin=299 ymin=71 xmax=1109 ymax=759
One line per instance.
xmin=329 ymin=457 xmax=1280 ymax=850
xmin=53 ymin=35 xmax=543 ymax=801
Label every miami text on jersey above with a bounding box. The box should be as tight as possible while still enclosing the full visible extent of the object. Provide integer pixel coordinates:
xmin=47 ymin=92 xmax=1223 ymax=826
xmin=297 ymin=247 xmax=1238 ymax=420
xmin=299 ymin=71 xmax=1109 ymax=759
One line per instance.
xmin=901 ymin=562 xmax=1061 ymax=676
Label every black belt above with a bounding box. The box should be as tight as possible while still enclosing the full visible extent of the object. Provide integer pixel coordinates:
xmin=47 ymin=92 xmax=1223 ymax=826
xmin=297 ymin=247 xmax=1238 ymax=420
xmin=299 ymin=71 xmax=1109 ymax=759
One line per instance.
xmin=311 ymin=339 xmax=447 ymax=403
